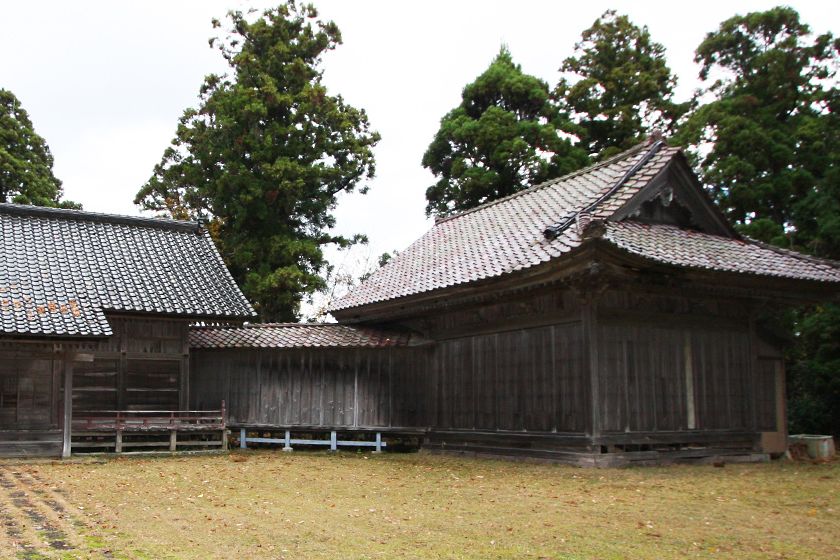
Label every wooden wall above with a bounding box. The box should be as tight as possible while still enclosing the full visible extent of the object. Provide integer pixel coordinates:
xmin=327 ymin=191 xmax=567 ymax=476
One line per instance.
xmin=188 ymin=284 xmax=784 ymax=460
xmin=0 ymin=346 xmax=63 ymax=457
xmin=73 ymin=316 xmax=190 ymax=413
xmin=430 ymin=322 xmax=588 ymax=433
xmin=595 ymin=322 xmax=757 ymax=435
xmin=593 ymin=288 xmax=767 ymax=441
xmin=190 ymin=347 xmax=431 ymax=430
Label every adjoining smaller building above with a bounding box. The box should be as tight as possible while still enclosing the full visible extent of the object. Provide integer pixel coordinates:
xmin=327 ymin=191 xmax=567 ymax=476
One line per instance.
xmin=0 ymin=203 xmax=254 ymax=457
xmin=189 ymin=323 xmax=430 ymax=433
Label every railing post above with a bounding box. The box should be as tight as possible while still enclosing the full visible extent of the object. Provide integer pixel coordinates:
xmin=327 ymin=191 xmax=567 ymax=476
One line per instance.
xmin=240 ymin=428 xmax=247 ymax=449
xmin=169 ymin=430 xmax=177 ymax=452
xmin=330 ymin=431 xmax=337 ymax=452
xmin=221 ymin=401 xmax=228 ymax=451
xmin=115 ymin=430 xmax=122 ymax=453
xmin=374 ymin=432 xmax=383 ymax=453
xmin=282 ymin=430 xmax=292 ymax=452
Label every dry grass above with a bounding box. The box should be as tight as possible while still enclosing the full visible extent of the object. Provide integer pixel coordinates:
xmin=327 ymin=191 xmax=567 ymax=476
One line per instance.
xmin=1 ymin=450 xmax=838 ymax=559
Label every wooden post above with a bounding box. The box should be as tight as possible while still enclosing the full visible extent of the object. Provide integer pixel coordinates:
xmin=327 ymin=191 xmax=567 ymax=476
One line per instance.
xmin=240 ymin=428 xmax=247 ymax=449
xmin=115 ymin=430 xmax=123 ymax=453
xmin=684 ymin=332 xmax=696 ymax=430
xmin=582 ymin=298 xmax=602 ymax=446
xmin=282 ymin=430 xmax=292 ymax=452
xmin=374 ymin=432 xmax=382 ymax=453
xmin=221 ymin=401 xmax=228 ymax=451
xmin=169 ymin=430 xmax=177 ymax=452
xmin=329 ymin=430 xmax=337 ymax=452
xmin=61 ymin=357 xmax=73 ymax=459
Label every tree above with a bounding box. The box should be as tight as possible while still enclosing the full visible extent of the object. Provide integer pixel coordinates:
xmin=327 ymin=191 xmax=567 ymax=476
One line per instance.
xmin=135 ymin=2 xmax=379 ymax=322
xmin=676 ymin=6 xmax=840 ymax=435
xmin=422 ymin=47 xmax=588 ymax=217
xmin=676 ymin=6 xmax=839 ymax=247
xmin=556 ymin=10 xmax=684 ymax=160
xmin=0 ymin=89 xmax=78 ymax=208
xmin=787 ymin=305 xmax=840 ymax=437
xmin=304 ymin=247 xmax=394 ymax=323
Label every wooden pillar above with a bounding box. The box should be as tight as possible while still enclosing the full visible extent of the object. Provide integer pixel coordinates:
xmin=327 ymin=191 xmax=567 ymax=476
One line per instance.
xmin=775 ymin=359 xmax=788 ymax=439
xmin=684 ymin=332 xmax=696 ymax=430
xmin=180 ymin=321 xmax=190 ymax=410
xmin=582 ymin=299 xmax=602 ymax=445
xmin=61 ymin=356 xmax=73 ymax=459
xmin=118 ymin=319 xmax=127 ymax=410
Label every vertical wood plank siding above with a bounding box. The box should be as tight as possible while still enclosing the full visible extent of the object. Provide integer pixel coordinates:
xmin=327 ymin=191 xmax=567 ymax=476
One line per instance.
xmin=0 ymin=348 xmax=63 ymax=456
xmin=72 ymin=316 xmax=191 ymax=413
xmin=191 ymin=347 xmax=432 ymax=430
xmin=430 ymin=323 xmax=587 ymax=433
xmin=189 ymin=287 xmax=782 ymax=456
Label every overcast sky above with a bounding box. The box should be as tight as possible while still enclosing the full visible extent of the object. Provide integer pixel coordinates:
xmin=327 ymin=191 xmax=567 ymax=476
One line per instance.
xmin=2 ymin=0 xmax=837 ymax=281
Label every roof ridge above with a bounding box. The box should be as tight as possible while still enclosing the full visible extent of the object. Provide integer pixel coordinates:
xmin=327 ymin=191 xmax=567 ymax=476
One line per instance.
xmin=544 ymin=140 xmax=667 ymax=239
xmin=433 ymin=142 xmax=650 ymax=225
xmin=0 ymin=202 xmax=201 ymax=233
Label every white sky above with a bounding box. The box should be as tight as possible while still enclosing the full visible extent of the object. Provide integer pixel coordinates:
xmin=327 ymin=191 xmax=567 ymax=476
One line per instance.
xmin=2 ymin=0 xmax=836 ymax=286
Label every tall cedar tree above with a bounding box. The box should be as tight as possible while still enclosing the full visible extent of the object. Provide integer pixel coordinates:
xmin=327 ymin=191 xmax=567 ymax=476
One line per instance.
xmin=0 ymin=89 xmax=78 ymax=208
xmin=135 ymin=3 xmax=379 ymax=322
xmin=678 ymin=6 xmax=838 ymax=245
xmin=422 ymin=47 xmax=588 ymax=217
xmin=678 ymin=7 xmax=840 ymax=435
xmin=556 ymin=11 xmax=684 ymax=160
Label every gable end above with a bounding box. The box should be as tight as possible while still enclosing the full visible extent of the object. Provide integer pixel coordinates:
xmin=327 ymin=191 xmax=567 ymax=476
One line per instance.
xmin=610 ymin=153 xmax=736 ymax=237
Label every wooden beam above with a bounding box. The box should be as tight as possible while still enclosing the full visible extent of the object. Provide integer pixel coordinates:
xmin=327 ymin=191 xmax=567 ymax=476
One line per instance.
xmin=582 ymin=299 xmax=601 ymax=441
xmin=61 ymin=357 xmax=73 ymax=459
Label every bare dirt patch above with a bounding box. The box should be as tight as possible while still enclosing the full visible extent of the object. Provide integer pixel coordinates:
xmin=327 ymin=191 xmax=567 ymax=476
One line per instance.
xmin=5 ymin=452 xmax=840 ymax=559
xmin=0 ymin=464 xmax=114 ymax=559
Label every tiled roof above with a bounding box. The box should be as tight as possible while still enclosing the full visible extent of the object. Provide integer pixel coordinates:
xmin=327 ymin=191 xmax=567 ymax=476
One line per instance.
xmin=189 ymin=323 xmax=421 ymax=349
xmin=332 ymin=143 xmax=679 ymax=312
xmin=332 ymin=140 xmax=840 ymax=314
xmin=601 ymin=221 xmax=840 ymax=283
xmin=1 ymin=203 xmax=255 ymax=337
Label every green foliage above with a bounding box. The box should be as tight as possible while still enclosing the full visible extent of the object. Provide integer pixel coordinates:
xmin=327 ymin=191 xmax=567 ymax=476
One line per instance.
xmin=422 ymin=47 xmax=588 ymax=217
xmin=556 ymin=10 xmax=685 ymax=160
xmin=788 ymin=304 xmax=840 ymax=436
xmin=676 ymin=6 xmax=839 ymax=246
xmin=135 ymin=2 xmax=379 ymax=321
xmin=0 ymin=88 xmax=78 ymax=208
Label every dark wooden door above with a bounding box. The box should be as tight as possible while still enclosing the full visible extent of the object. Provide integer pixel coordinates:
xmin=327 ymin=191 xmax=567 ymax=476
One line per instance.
xmin=0 ymin=357 xmax=58 ymax=430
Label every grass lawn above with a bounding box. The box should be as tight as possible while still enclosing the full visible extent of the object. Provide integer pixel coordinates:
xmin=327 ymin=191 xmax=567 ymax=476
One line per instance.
xmin=0 ymin=450 xmax=838 ymax=559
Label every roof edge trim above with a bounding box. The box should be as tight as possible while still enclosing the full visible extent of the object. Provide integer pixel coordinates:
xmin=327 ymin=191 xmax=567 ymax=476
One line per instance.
xmin=0 ymin=202 xmax=201 ymax=233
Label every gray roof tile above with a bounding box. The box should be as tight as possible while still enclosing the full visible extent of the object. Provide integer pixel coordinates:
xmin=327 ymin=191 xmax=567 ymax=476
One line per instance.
xmin=602 ymin=222 xmax=840 ymax=283
xmin=332 ymin=142 xmax=840 ymax=313
xmin=1 ymin=203 xmax=255 ymax=337
xmin=190 ymin=323 xmax=422 ymax=349
xmin=332 ymin=144 xmax=673 ymax=311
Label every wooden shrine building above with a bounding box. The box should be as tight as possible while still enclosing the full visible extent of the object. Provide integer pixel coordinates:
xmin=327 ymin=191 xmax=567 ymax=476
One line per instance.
xmin=0 ymin=203 xmax=254 ymax=457
xmin=5 ymin=137 xmax=840 ymax=465
xmin=192 ymin=138 xmax=840 ymax=466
